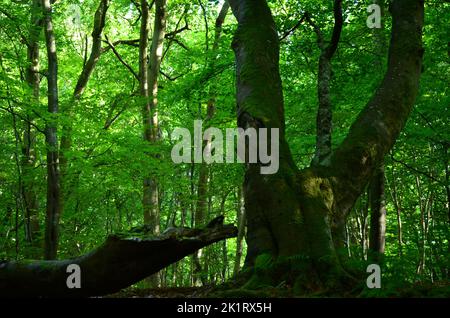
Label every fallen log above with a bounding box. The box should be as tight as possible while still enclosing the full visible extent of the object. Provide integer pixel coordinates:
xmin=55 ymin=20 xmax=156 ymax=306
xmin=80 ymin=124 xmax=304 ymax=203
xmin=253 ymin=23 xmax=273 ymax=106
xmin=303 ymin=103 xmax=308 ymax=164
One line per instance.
xmin=0 ymin=217 xmax=237 ymax=297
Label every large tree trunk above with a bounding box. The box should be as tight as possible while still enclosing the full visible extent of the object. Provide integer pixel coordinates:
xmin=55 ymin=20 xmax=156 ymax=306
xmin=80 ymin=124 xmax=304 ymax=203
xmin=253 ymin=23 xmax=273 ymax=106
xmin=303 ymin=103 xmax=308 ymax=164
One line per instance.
xmin=228 ymin=0 xmax=424 ymax=290
xmin=0 ymin=221 xmax=237 ymax=297
xmin=42 ymin=0 xmax=61 ymax=261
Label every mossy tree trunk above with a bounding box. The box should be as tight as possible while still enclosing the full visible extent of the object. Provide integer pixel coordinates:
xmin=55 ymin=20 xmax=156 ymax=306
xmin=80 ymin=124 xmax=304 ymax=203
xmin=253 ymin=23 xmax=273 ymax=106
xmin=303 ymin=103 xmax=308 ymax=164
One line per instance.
xmin=0 ymin=222 xmax=237 ymax=297
xmin=228 ymin=0 xmax=424 ymax=291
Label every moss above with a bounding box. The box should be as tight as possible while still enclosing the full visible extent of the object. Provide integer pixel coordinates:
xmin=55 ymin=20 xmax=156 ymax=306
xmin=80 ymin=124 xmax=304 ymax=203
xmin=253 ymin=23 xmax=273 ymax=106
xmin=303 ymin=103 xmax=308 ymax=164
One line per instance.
xmin=241 ymin=274 xmax=274 ymax=290
xmin=254 ymin=253 xmax=274 ymax=271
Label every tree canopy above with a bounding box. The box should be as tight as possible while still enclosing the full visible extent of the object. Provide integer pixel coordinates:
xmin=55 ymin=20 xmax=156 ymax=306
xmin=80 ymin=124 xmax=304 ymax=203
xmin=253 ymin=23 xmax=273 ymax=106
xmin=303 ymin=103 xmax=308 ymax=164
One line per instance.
xmin=0 ymin=0 xmax=448 ymax=297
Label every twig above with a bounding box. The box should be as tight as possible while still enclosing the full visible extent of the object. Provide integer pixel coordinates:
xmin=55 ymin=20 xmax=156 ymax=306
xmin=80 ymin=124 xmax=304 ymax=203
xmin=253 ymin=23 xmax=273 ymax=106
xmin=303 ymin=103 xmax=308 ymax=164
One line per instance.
xmin=100 ymin=39 xmax=140 ymax=53
xmin=304 ymin=12 xmax=324 ymax=47
xmin=279 ymin=13 xmax=308 ymax=42
xmin=165 ymin=23 xmax=190 ymax=38
xmin=104 ymin=35 xmax=139 ymax=81
xmin=159 ymin=69 xmax=186 ymax=81
xmin=390 ymin=154 xmax=445 ymax=186
xmin=0 ymin=105 xmax=46 ymax=134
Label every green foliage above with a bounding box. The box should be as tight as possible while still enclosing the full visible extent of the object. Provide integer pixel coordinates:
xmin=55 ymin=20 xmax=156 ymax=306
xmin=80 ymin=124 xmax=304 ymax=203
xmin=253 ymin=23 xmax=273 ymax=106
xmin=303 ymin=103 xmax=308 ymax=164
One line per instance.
xmin=0 ymin=0 xmax=448 ymax=296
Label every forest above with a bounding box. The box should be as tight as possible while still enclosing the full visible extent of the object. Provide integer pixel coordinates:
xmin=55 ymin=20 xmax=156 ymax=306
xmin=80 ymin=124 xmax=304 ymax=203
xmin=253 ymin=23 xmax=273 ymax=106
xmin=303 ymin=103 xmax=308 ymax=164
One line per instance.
xmin=0 ymin=0 xmax=448 ymax=298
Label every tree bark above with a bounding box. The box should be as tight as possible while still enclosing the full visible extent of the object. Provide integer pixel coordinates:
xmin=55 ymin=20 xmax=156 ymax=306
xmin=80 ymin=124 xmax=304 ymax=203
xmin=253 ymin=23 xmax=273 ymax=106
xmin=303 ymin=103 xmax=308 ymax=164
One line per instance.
xmin=22 ymin=0 xmax=42 ymax=250
xmin=229 ymin=0 xmax=303 ymax=265
xmin=309 ymin=0 xmax=343 ymax=166
xmin=0 ymin=222 xmax=237 ymax=297
xmin=368 ymin=0 xmax=387 ymax=263
xmin=42 ymin=0 xmax=61 ymax=261
xmin=388 ymin=166 xmax=403 ymax=256
xmin=329 ymin=0 xmax=424 ymax=222
xmin=305 ymin=0 xmax=345 ymax=249
xmin=369 ymin=165 xmax=386 ymax=260
xmin=234 ymin=186 xmax=246 ymax=277
xmin=140 ymin=0 xmax=167 ymax=286
xmin=142 ymin=0 xmax=167 ymax=236
xmin=228 ymin=0 xmax=424 ymax=289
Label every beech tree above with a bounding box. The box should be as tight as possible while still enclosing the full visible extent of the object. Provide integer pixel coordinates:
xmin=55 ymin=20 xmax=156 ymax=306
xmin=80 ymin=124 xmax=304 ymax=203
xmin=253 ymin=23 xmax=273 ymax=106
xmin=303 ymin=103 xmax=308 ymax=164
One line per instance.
xmin=1 ymin=0 xmax=447 ymax=298
xmin=227 ymin=0 xmax=424 ymax=288
xmin=42 ymin=0 xmax=61 ymax=261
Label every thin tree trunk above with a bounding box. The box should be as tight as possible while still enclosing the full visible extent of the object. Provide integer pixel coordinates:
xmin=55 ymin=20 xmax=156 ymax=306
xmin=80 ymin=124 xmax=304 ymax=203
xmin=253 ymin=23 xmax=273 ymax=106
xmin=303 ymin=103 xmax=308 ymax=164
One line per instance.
xmin=388 ymin=166 xmax=403 ymax=256
xmin=306 ymin=0 xmax=345 ymax=248
xmin=195 ymin=3 xmax=229 ymax=226
xmin=369 ymin=164 xmax=387 ymax=260
xmin=193 ymin=2 xmax=229 ymax=286
xmin=308 ymin=0 xmax=343 ymax=167
xmin=444 ymin=143 xmax=450 ymax=278
xmin=142 ymin=0 xmax=166 ymax=235
xmin=234 ymin=186 xmax=246 ymax=277
xmin=42 ymin=0 xmax=61 ymax=260
xmin=22 ymin=0 xmax=42 ymax=251
xmin=141 ymin=0 xmax=167 ymax=287
xmin=368 ymin=0 xmax=387 ymax=263
xmin=356 ymin=193 xmax=370 ymax=260
xmin=443 ymin=142 xmax=450 ymax=224
xmin=415 ymin=175 xmax=427 ymax=275
xmin=219 ymin=192 xmax=229 ymax=283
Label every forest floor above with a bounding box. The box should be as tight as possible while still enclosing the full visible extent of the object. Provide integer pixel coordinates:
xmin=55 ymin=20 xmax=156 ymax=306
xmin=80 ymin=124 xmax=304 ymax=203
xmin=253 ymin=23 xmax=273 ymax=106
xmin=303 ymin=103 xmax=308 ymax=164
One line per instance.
xmin=107 ymin=286 xmax=216 ymax=298
xmin=107 ymin=280 xmax=450 ymax=298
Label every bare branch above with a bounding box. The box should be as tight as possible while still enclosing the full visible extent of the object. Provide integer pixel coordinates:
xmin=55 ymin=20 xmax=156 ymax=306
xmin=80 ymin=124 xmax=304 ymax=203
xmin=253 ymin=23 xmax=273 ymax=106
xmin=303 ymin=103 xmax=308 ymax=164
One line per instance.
xmin=390 ymin=155 xmax=445 ymax=186
xmin=104 ymin=35 xmax=140 ymax=81
xmin=0 ymin=105 xmax=45 ymax=134
xmin=279 ymin=13 xmax=308 ymax=42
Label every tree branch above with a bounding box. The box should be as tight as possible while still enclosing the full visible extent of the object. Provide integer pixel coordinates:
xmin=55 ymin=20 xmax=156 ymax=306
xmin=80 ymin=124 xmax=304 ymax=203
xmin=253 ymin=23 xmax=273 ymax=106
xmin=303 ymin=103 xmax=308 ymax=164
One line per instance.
xmin=0 ymin=105 xmax=45 ymax=134
xmin=104 ymin=35 xmax=139 ymax=81
xmin=304 ymin=12 xmax=325 ymax=50
xmin=165 ymin=23 xmax=190 ymax=38
xmin=329 ymin=0 xmax=425 ymax=217
xmin=159 ymin=69 xmax=185 ymax=81
xmin=73 ymin=0 xmax=110 ymax=98
xmin=390 ymin=155 xmax=445 ymax=186
xmin=100 ymin=39 xmax=140 ymax=54
xmin=279 ymin=13 xmax=308 ymax=42
xmin=325 ymin=0 xmax=343 ymax=59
